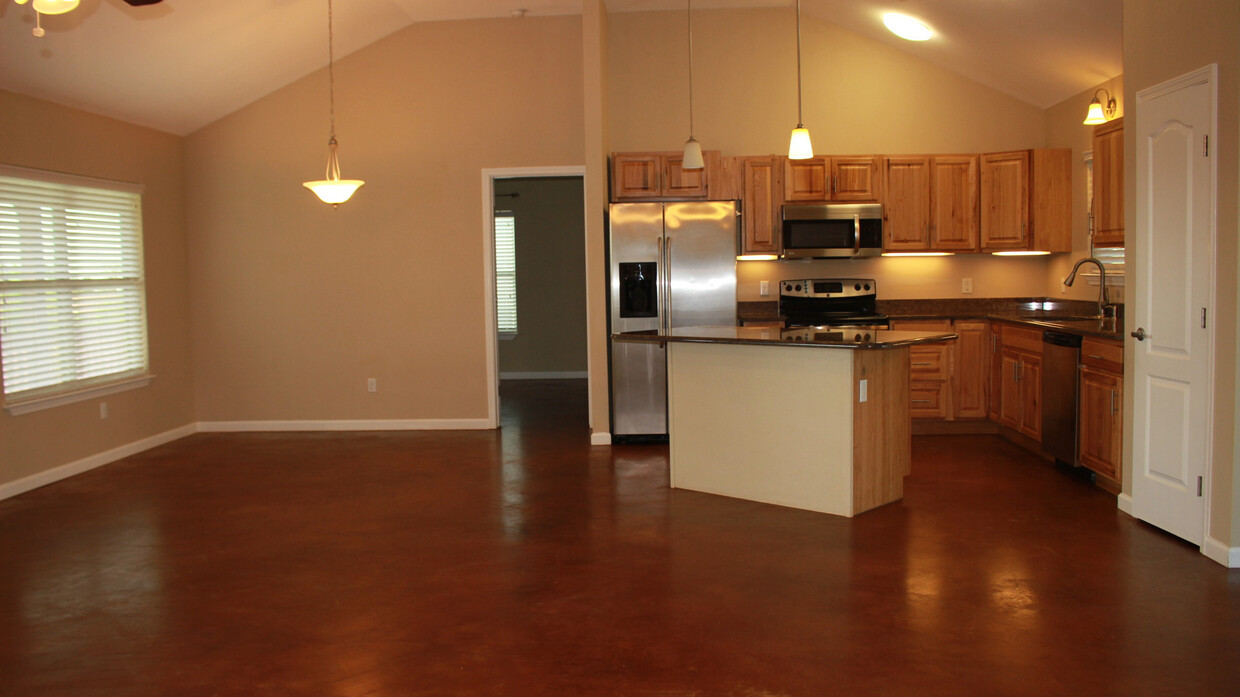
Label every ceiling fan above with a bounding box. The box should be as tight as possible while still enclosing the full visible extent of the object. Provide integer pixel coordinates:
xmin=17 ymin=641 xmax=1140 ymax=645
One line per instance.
xmin=14 ymin=0 xmax=165 ymax=38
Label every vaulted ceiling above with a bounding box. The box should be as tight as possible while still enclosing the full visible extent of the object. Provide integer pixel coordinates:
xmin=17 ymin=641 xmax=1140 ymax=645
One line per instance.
xmin=0 ymin=0 xmax=1122 ymax=136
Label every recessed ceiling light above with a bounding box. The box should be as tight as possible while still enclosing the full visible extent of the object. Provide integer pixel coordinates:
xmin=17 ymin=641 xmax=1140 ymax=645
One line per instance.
xmin=883 ymin=12 xmax=932 ymax=41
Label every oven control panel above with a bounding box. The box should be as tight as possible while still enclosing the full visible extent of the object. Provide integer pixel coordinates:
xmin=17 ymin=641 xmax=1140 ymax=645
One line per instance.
xmin=780 ymin=278 xmax=876 ymax=299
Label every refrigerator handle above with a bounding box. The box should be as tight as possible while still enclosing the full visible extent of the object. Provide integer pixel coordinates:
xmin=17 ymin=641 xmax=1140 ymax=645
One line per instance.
xmin=665 ymin=235 xmax=673 ymax=331
xmin=657 ymin=235 xmax=667 ymax=332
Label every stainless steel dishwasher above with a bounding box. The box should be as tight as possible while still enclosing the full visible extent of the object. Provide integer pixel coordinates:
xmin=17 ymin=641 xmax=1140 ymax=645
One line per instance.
xmin=1041 ymin=330 xmax=1083 ymax=466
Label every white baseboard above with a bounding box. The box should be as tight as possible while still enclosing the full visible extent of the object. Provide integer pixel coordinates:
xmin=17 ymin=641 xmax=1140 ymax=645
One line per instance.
xmin=1116 ymin=492 xmax=1133 ymax=515
xmin=196 ymin=418 xmax=495 ymax=432
xmin=0 ymin=423 xmax=197 ymax=501
xmin=499 ymin=371 xmax=589 ymax=380
xmin=591 ymin=431 xmax=612 ymax=446
xmin=1202 ymin=536 xmax=1239 ymax=568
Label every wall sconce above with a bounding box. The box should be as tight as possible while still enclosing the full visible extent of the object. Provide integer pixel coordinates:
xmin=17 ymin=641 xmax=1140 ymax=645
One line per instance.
xmin=1083 ymin=89 xmax=1117 ymax=125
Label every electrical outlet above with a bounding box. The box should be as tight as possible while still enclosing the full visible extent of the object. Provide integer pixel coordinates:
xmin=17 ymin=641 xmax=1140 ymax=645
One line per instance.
xmin=100 ymin=402 xmax=108 ymax=419
xmin=367 ymin=378 xmax=377 ymax=393
xmin=961 ymin=277 xmax=973 ymax=294
xmin=859 ymin=379 xmax=868 ymax=403
xmin=759 ymin=280 xmax=770 ymax=297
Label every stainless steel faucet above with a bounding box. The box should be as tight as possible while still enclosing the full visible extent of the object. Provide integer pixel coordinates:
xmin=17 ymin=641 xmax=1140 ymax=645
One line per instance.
xmin=1063 ymin=257 xmax=1114 ymax=317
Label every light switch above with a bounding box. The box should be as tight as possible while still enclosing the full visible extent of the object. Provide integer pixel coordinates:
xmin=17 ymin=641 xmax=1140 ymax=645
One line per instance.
xmin=859 ymin=379 xmax=868 ymax=403
xmin=759 ymin=280 xmax=770 ymax=297
xmin=962 ymin=277 xmax=973 ymax=294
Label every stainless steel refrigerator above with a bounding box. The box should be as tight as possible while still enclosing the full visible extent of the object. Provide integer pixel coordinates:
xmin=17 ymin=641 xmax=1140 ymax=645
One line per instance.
xmin=608 ymin=201 xmax=738 ymax=439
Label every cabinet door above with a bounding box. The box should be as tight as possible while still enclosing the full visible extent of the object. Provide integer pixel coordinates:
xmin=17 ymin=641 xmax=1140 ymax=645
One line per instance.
xmin=832 ymin=156 xmax=881 ymax=201
xmin=741 ymin=157 xmax=782 ymax=255
xmin=612 ymin=154 xmax=663 ymax=199
xmin=953 ymin=320 xmax=989 ymax=419
xmin=1079 ymin=366 xmax=1122 ymax=480
xmin=784 ymin=157 xmax=829 ymax=201
xmin=980 ymin=150 xmax=1030 ymax=250
xmin=930 ymin=155 xmax=980 ymax=251
xmin=1017 ymin=353 xmax=1042 ymax=440
xmin=663 ymin=155 xmax=709 ymax=199
xmin=1092 ymin=117 xmax=1124 ymax=247
xmin=882 ymin=156 xmax=931 ymax=251
xmin=999 ymin=349 xmax=1022 ymax=429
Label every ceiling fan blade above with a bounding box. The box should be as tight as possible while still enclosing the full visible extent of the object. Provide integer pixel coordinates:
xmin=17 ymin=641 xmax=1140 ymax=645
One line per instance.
xmin=121 ymin=0 xmax=164 ymax=6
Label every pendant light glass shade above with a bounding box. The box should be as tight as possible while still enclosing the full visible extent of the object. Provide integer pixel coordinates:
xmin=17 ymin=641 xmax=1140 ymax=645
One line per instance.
xmin=31 ymin=0 xmax=79 ymax=15
xmin=788 ymin=0 xmax=813 ymax=160
xmin=303 ymin=0 xmax=364 ymax=206
xmin=682 ymin=137 xmax=705 ymax=170
xmin=788 ymin=127 xmax=814 ymax=160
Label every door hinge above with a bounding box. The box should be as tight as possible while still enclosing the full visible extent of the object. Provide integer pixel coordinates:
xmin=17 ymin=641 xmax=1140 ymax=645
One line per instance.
xmin=1197 ymin=476 xmax=1203 ymax=497
xmin=1201 ymin=307 xmax=1208 ymax=329
xmin=1203 ymin=135 xmax=1209 ymax=157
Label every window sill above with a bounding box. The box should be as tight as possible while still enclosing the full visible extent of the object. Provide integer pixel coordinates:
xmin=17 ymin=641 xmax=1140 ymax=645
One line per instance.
xmin=4 ymin=374 xmax=155 ymax=416
xmin=499 ymin=333 xmax=518 ymax=341
xmin=1078 ymin=271 xmax=1125 ymax=287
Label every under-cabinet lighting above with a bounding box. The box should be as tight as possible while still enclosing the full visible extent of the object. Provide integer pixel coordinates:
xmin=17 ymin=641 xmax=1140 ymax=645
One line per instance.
xmin=881 ymin=252 xmax=955 ymax=257
xmin=991 ymin=250 xmax=1051 ymax=256
xmin=883 ymin=13 xmax=932 ymax=42
xmin=737 ymin=254 xmax=780 ymax=261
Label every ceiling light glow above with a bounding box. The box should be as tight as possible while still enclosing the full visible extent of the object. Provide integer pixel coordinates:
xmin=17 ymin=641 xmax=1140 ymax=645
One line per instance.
xmin=883 ymin=12 xmax=932 ymax=41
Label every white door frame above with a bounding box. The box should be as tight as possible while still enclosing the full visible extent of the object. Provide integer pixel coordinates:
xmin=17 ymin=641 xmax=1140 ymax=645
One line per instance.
xmin=480 ymin=166 xmax=589 ymax=429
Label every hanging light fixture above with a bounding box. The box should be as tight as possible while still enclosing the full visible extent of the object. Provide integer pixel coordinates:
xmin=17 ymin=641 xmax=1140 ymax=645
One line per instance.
xmin=788 ymin=0 xmax=813 ymax=160
xmin=303 ymin=0 xmax=365 ymax=207
xmin=681 ymin=0 xmax=705 ymax=170
xmin=1083 ymin=88 xmax=1117 ymax=125
xmin=26 ymin=0 xmax=79 ymax=15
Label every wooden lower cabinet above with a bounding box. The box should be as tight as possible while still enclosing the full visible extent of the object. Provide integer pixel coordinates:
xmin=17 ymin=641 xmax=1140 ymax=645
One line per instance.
xmin=997 ymin=323 xmax=1042 ymax=440
xmin=1078 ymin=337 xmax=1124 ymax=481
xmin=891 ymin=319 xmax=989 ymax=421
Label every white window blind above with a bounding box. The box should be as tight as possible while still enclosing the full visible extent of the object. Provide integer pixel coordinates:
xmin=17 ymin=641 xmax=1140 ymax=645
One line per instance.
xmin=0 ymin=167 xmax=149 ymax=408
xmin=494 ymin=211 xmax=518 ymax=336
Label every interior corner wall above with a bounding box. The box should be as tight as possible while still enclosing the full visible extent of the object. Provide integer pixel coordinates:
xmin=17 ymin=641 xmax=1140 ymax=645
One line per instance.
xmin=583 ymin=0 xmax=612 ymax=441
xmin=184 ymin=16 xmax=585 ymax=424
xmin=1043 ymin=75 xmax=1125 ymax=305
xmin=1123 ymin=0 xmax=1240 ymax=548
xmin=495 ymin=177 xmax=588 ymax=376
xmin=0 ymin=90 xmax=195 ymax=491
xmin=608 ymin=8 xmax=1057 ymax=302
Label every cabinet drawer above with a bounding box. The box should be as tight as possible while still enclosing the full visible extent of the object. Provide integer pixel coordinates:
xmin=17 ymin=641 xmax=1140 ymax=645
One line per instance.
xmin=1081 ymin=337 xmax=1123 ymax=373
xmin=909 ymin=343 xmax=950 ymax=380
xmin=910 ymin=381 xmax=949 ymax=419
xmin=890 ymin=319 xmax=953 ymax=332
xmin=1000 ymin=323 xmax=1043 ymax=354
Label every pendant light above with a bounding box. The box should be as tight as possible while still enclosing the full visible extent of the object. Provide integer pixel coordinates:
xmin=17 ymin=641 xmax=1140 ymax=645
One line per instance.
xmin=303 ymin=0 xmax=364 ymax=207
xmin=788 ymin=0 xmax=813 ymax=160
xmin=681 ymin=0 xmax=705 ymax=170
xmin=27 ymin=0 xmax=80 ymax=15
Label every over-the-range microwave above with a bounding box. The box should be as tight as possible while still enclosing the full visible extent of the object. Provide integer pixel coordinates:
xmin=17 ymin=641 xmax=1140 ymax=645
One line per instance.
xmin=780 ymin=202 xmax=883 ymax=259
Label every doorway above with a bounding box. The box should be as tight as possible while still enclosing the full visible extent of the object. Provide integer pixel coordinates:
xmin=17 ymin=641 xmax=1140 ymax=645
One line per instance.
xmin=481 ymin=167 xmax=588 ymax=429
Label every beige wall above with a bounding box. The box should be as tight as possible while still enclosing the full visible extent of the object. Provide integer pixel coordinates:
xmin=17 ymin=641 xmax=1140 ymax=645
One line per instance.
xmin=609 ymin=8 xmax=1059 ymax=303
xmin=583 ymin=0 xmax=611 ymax=441
xmin=1044 ymin=76 xmax=1126 ymax=305
xmin=184 ymin=16 xmax=585 ymax=424
xmin=1123 ymin=0 xmax=1239 ymax=548
xmin=0 ymin=90 xmax=195 ymax=488
xmin=495 ymin=177 xmax=588 ymax=375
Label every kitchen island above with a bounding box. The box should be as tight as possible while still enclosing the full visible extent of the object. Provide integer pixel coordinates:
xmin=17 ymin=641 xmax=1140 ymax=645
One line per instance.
xmin=613 ymin=326 xmax=956 ymax=517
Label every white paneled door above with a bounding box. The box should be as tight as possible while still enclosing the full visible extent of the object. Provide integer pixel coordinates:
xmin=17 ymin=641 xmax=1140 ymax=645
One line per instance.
xmin=1131 ymin=65 xmax=1216 ymax=545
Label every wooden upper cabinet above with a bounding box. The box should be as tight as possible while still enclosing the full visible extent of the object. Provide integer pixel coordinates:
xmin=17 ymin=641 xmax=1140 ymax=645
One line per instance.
xmin=980 ymin=149 xmax=1071 ymax=253
xmin=740 ymin=156 xmax=783 ymax=256
xmin=611 ymin=152 xmax=710 ymax=200
xmin=784 ymin=156 xmax=880 ymax=202
xmin=1092 ymin=117 xmax=1124 ymax=247
xmin=930 ymin=155 xmax=980 ymax=251
xmin=980 ymin=150 xmax=1030 ymax=250
xmin=881 ymin=156 xmax=932 ymax=251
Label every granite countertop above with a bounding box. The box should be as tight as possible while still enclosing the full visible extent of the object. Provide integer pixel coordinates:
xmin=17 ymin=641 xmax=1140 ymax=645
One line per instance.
xmin=613 ymin=326 xmax=957 ymax=349
xmin=739 ymin=298 xmax=1126 ymax=341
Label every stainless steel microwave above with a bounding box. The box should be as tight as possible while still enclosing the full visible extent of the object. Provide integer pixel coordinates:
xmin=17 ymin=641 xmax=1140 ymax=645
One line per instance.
xmin=780 ymin=203 xmax=883 ymax=259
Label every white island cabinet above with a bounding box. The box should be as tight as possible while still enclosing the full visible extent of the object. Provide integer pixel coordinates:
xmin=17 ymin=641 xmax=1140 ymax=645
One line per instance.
xmin=615 ymin=326 xmax=956 ymax=517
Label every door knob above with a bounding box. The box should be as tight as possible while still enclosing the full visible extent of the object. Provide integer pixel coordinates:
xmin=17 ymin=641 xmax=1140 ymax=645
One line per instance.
xmin=1130 ymin=327 xmax=1147 ymax=341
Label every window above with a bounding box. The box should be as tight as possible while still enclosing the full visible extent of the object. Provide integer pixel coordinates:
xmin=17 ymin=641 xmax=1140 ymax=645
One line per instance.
xmin=0 ymin=165 xmax=150 ymax=414
xmin=1083 ymin=150 xmax=1124 ymax=284
xmin=494 ymin=211 xmax=518 ymax=337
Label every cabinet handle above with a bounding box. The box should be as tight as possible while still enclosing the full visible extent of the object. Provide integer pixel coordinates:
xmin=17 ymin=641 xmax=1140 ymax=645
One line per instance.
xmin=912 ymin=400 xmax=932 ymax=404
xmin=912 ymin=362 xmax=933 ymax=367
xmin=1087 ymin=354 xmax=1105 ymax=361
xmin=1110 ymin=389 xmax=1116 ymax=416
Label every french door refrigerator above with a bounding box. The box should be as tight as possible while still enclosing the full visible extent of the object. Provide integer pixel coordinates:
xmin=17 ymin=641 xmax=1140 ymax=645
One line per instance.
xmin=608 ymin=201 xmax=738 ymax=439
